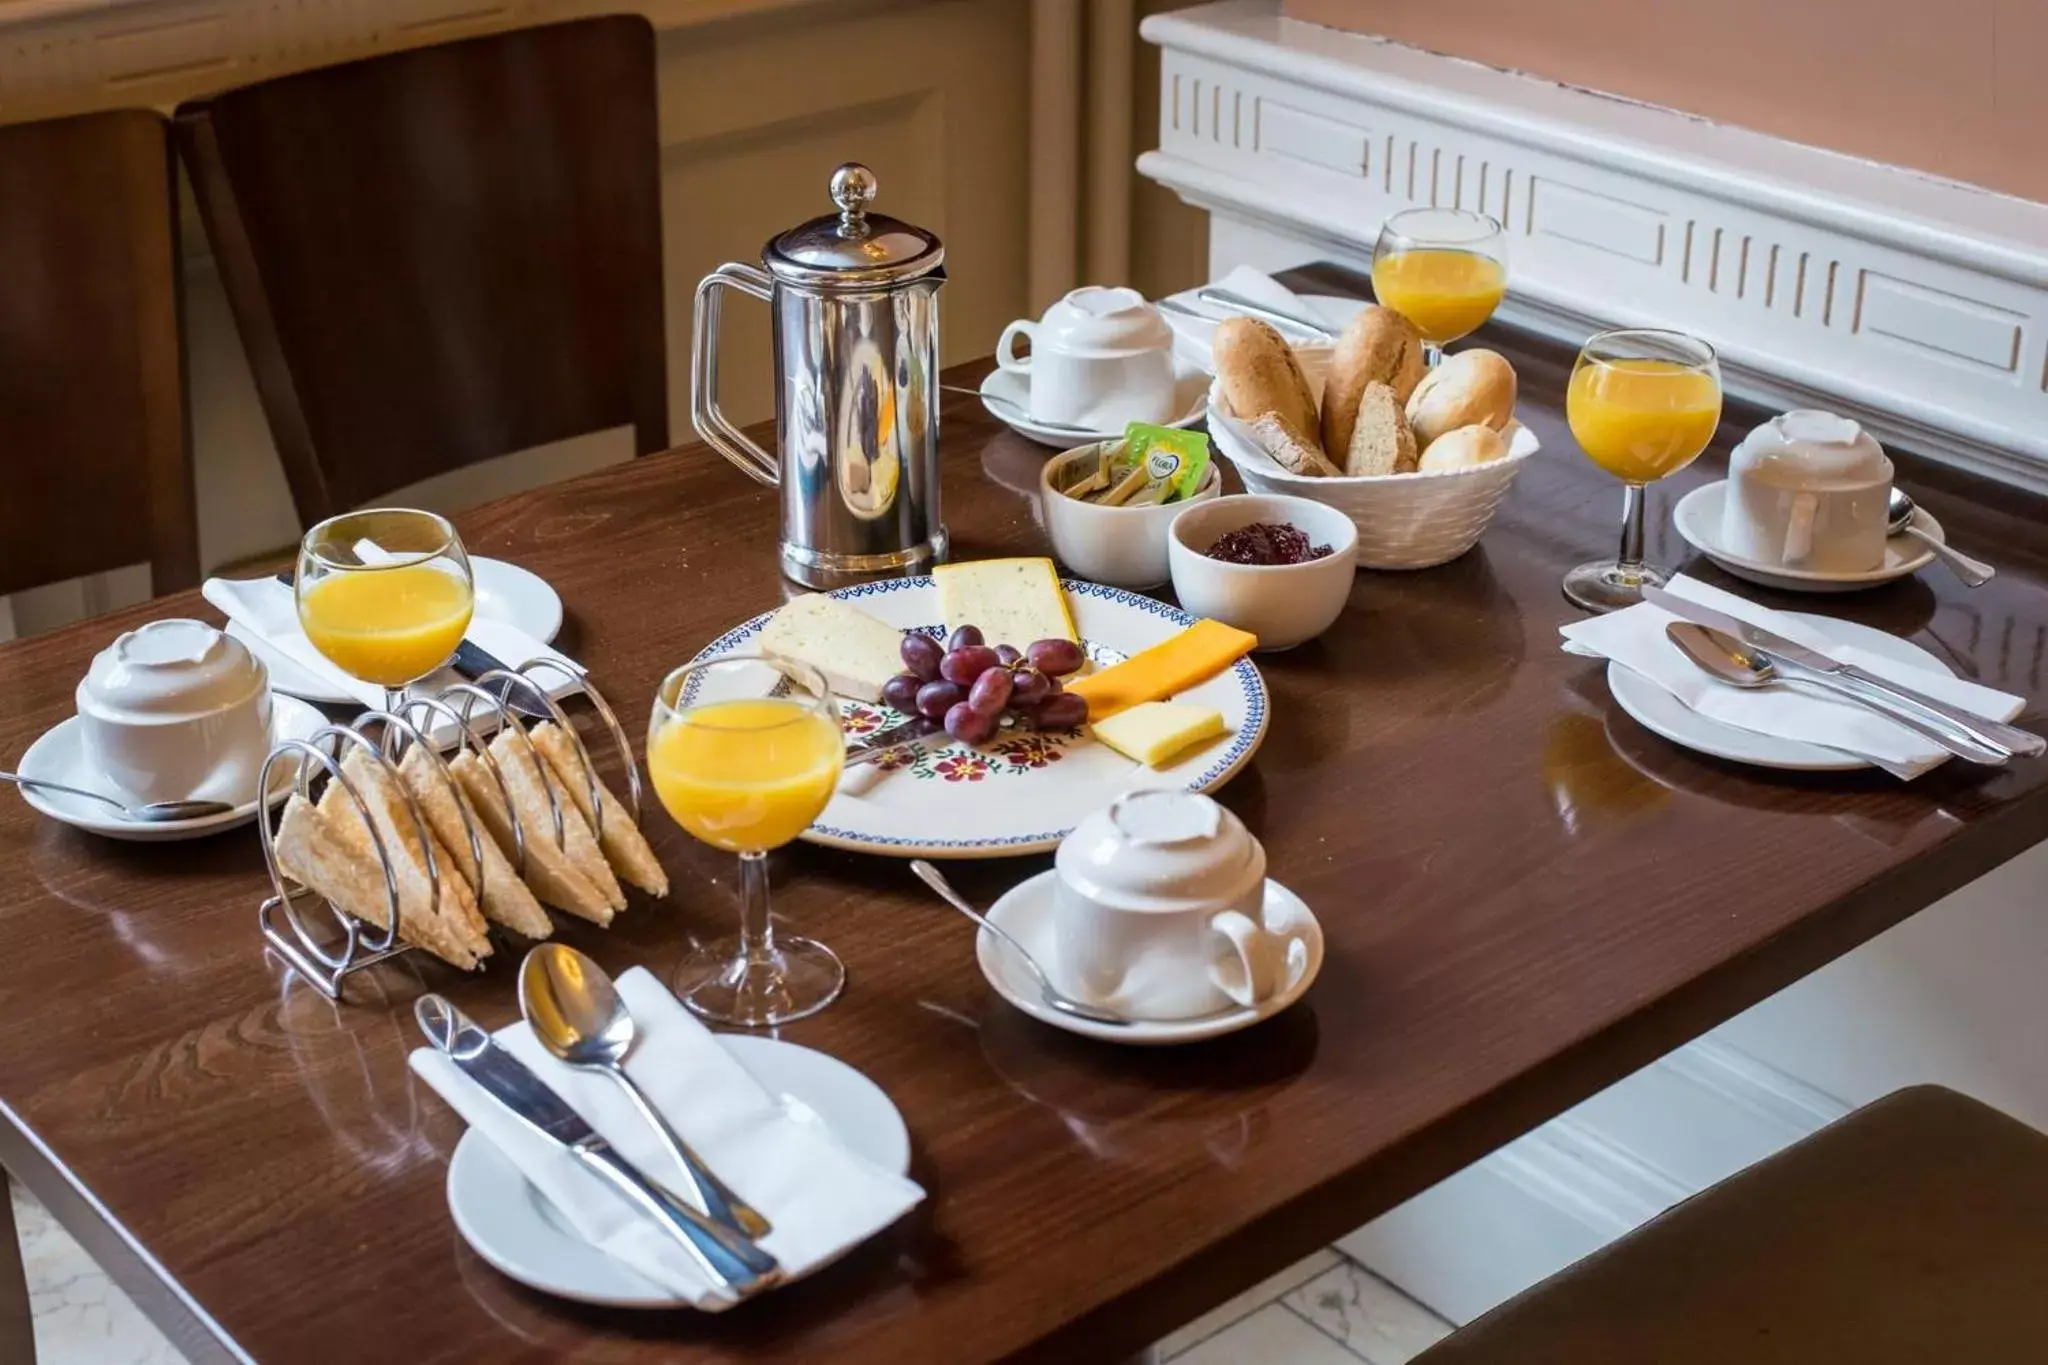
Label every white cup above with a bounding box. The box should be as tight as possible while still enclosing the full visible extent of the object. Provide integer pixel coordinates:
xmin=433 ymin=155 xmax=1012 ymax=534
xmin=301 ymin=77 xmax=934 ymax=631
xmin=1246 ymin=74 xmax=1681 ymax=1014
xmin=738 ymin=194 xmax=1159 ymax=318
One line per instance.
xmin=1720 ymin=411 xmax=1893 ymax=573
xmin=76 ymin=619 xmax=274 ymax=805
xmin=996 ymin=285 xmax=1178 ymax=430
xmin=1050 ymin=789 xmax=1310 ymax=1020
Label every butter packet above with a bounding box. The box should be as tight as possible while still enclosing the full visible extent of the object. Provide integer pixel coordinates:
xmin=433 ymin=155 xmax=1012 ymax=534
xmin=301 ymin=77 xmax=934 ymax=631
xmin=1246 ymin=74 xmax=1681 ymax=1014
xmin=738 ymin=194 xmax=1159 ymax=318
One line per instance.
xmin=1122 ymin=423 xmax=1211 ymax=506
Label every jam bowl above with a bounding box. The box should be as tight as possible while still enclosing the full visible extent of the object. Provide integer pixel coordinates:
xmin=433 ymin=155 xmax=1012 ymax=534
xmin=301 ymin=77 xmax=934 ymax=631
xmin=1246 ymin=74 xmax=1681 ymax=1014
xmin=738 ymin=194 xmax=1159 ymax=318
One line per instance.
xmin=1167 ymin=494 xmax=1358 ymax=651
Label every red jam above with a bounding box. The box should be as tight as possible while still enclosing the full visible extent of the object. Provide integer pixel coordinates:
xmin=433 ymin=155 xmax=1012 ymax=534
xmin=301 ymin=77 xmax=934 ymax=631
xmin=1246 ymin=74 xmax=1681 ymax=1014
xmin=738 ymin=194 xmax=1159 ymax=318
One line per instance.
xmin=1203 ymin=521 xmax=1332 ymax=565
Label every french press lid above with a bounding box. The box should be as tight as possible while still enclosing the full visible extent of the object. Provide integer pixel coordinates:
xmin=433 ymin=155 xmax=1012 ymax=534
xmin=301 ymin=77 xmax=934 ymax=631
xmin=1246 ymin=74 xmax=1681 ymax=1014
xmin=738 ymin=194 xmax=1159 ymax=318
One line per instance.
xmin=762 ymin=163 xmax=945 ymax=290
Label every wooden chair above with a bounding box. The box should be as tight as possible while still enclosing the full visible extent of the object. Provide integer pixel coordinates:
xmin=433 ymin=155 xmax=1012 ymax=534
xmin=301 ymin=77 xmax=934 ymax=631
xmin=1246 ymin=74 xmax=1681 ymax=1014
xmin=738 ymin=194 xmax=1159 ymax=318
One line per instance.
xmin=0 ymin=110 xmax=197 ymax=601
xmin=1411 ymin=1085 xmax=2048 ymax=1364
xmin=175 ymin=15 xmax=668 ymax=526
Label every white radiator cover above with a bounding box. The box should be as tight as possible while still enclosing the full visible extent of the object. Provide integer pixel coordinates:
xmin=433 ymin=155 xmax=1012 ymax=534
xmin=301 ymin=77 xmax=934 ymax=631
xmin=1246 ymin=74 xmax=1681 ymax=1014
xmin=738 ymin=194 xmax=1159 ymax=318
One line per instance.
xmin=1138 ymin=0 xmax=2048 ymax=493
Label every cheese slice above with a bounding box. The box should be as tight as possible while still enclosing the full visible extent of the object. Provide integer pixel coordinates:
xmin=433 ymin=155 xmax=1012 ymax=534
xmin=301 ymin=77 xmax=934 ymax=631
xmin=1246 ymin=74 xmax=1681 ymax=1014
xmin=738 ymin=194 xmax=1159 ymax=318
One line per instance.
xmin=1090 ymin=701 xmax=1227 ymax=767
xmin=1066 ymin=619 xmax=1256 ymax=720
xmin=934 ymin=558 xmax=1077 ymax=650
xmin=755 ymin=592 xmax=904 ymax=704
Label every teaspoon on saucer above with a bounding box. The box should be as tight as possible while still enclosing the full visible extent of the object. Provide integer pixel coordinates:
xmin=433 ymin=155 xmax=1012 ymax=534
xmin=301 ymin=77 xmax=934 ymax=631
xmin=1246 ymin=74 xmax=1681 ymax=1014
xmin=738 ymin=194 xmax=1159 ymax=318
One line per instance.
xmin=940 ymin=384 xmax=1099 ymax=436
xmin=909 ymin=860 xmax=1129 ymax=1027
xmin=0 ymin=771 xmax=235 ymax=822
xmin=1886 ymin=489 xmax=1994 ymax=587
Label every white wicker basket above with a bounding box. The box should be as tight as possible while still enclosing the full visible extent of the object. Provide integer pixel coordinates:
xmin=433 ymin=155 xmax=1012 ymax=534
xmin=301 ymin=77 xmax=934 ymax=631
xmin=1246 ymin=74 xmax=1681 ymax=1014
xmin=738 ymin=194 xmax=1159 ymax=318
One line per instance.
xmin=1206 ymin=373 xmax=1539 ymax=571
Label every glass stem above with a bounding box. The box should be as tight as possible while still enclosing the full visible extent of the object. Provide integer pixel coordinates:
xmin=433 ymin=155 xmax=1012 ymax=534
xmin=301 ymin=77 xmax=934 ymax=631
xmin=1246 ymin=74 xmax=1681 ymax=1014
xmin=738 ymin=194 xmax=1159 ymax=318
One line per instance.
xmin=382 ymin=686 xmax=408 ymax=717
xmin=737 ymin=850 xmax=776 ymax=967
xmin=1616 ymin=482 xmax=1648 ymax=581
xmin=1422 ymin=341 xmax=1445 ymax=370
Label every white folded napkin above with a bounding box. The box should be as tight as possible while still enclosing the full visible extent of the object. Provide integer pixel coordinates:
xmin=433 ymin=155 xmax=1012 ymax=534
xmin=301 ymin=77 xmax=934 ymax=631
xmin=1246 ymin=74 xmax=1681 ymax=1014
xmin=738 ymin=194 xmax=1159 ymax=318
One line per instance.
xmin=410 ymin=967 xmax=924 ymax=1309
xmin=1159 ymin=265 xmax=1354 ymax=371
xmin=1561 ymin=574 xmax=2026 ymax=778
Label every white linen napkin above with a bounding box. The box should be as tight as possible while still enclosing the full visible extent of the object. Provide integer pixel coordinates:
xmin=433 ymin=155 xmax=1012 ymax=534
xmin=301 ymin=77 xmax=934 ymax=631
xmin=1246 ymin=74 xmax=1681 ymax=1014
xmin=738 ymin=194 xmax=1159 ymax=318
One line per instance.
xmin=1159 ymin=265 xmax=1355 ymax=371
xmin=1561 ymin=574 xmax=2026 ymax=778
xmin=410 ymin=967 xmax=924 ymax=1309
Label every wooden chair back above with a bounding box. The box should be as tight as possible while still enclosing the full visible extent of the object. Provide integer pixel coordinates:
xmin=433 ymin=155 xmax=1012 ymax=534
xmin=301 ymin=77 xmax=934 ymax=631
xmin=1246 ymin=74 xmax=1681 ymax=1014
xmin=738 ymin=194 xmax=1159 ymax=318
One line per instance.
xmin=0 ymin=110 xmax=196 ymax=599
xmin=176 ymin=16 xmax=667 ymax=525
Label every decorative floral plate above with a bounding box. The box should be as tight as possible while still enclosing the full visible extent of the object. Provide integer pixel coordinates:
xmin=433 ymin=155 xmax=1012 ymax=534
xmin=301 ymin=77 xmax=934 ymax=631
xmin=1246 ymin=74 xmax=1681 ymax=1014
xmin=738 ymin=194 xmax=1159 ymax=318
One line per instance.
xmin=687 ymin=578 xmax=1269 ymax=858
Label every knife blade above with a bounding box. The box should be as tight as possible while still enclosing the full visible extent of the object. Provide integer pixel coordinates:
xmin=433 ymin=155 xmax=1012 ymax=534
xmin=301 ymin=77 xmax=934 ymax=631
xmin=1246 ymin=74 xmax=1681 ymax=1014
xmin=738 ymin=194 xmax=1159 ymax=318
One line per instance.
xmin=844 ymin=715 xmax=940 ymax=769
xmin=1643 ymin=587 xmax=2043 ymax=758
xmin=414 ymin=995 xmax=780 ymax=1296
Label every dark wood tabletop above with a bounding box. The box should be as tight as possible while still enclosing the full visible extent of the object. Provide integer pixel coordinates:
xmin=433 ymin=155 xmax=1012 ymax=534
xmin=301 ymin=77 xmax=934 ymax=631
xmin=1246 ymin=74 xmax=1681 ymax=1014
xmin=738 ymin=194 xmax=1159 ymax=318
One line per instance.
xmin=3 ymin=266 xmax=2046 ymax=1365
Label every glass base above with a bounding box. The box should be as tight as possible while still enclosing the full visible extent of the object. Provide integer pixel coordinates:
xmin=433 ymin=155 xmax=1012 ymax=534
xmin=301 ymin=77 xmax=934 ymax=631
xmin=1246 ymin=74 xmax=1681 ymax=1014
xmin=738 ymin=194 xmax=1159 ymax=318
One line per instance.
xmin=1563 ymin=557 xmax=1672 ymax=613
xmin=673 ymin=935 xmax=845 ymax=1028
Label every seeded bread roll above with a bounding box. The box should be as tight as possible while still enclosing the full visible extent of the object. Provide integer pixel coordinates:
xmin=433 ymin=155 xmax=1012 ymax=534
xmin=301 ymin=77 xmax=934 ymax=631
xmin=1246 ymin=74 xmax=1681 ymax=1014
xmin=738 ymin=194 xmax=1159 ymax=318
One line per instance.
xmin=1343 ymin=382 xmax=1419 ymax=476
xmin=1417 ymin=423 xmax=1508 ymax=473
xmin=1321 ymin=305 xmax=1424 ymax=456
xmin=1214 ymin=317 xmax=1323 ymax=458
xmin=1406 ymin=348 xmax=1517 ymax=447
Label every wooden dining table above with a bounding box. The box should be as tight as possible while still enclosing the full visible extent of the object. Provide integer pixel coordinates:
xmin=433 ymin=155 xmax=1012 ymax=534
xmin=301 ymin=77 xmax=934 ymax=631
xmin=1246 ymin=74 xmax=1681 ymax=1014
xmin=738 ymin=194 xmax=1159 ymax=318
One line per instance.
xmin=3 ymin=265 xmax=2046 ymax=1364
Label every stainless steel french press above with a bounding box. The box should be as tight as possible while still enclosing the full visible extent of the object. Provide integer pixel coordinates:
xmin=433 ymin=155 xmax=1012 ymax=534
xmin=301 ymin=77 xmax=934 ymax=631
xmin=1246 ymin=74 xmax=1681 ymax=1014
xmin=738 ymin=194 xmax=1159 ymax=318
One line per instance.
xmin=690 ymin=163 xmax=948 ymax=588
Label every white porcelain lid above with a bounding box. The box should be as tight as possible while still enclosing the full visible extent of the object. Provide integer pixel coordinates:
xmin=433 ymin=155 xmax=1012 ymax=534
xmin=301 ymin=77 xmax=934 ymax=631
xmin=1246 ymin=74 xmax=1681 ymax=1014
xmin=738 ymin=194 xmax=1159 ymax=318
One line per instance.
xmin=77 ymin=619 xmax=267 ymax=720
xmin=1729 ymin=410 xmax=1892 ymax=488
xmin=1041 ymin=286 xmax=1173 ymax=357
xmin=1055 ymin=789 xmax=1265 ymax=910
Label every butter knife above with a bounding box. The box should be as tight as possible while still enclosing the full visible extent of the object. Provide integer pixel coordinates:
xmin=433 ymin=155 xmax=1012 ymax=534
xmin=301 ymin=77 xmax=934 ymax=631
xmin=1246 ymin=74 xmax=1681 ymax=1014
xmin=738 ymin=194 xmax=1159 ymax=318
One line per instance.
xmin=414 ymin=995 xmax=781 ymax=1297
xmin=1642 ymin=587 xmax=2044 ymax=759
xmin=844 ymin=715 xmax=940 ymax=769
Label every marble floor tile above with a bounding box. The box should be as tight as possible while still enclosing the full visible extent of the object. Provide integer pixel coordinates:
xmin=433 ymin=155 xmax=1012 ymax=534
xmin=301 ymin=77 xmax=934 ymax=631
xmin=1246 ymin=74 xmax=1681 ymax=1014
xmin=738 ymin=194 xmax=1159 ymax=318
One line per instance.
xmin=11 ymin=1179 xmax=187 ymax=1365
xmin=1172 ymin=1303 xmax=1365 ymax=1365
xmin=1158 ymin=1247 xmax=1342 ymax=1358
xmin=1283 ymin=1259 xmax=1454 ymax=1365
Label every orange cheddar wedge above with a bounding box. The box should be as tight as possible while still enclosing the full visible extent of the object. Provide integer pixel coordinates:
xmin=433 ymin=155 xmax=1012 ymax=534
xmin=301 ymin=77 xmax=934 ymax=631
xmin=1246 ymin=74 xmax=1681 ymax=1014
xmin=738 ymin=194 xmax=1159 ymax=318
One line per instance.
xmin=1066 ymin=619 xmax=1257 ymax=720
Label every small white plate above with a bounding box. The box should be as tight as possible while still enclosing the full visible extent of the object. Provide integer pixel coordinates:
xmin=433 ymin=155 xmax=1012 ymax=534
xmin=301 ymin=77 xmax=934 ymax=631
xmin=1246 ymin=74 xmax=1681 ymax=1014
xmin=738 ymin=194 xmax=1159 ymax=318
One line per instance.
xmin=975 ymin=869 xmax=1323 ymax=1045
xmin=1672 ymin=481 xmax=1941 ymax=593
xmin=978 ymin=360 xmax=1210 ymax=448
xmin=446 ymin=1035 xmax=910 ymax=1308
xmin=1607 ymin=612 xmax=1955 ymax=771
xmin=12 ymin=694 xmax=328 ymax=841
xmin=228 ymin=557 xmax=564 ymax=704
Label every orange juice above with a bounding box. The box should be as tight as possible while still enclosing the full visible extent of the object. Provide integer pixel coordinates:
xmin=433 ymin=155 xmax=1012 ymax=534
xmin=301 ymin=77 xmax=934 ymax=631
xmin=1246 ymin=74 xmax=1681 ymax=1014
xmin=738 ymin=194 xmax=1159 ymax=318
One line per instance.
xmin=298 ymin=563 xmax=474 ymax=686
xmin=1371 ymin=249 xmax=1506 ymax=343
xmin=1567 ymin=358 xmax=1722 ymax=483
xmin=649 ymin=698 xmax=843 ymax=852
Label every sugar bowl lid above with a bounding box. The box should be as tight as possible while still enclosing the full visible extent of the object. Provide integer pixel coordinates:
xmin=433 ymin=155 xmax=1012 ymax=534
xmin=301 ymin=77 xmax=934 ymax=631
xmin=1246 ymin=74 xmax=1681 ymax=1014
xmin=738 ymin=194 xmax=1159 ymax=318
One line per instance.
xmin=763 ymin=163 xmax=945 ymax=289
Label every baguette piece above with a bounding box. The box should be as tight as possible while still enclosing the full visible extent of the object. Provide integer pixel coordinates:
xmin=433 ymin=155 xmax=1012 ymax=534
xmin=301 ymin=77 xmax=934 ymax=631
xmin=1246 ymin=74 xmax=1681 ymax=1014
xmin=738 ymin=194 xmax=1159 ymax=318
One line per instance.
xmin=1406 ymin=348 xmax=1517 ymax=446
xmin=528 ymin=722 xmax=668 ymax=899
xmin=449 ymin=748 xmax=615 ymax=926
xmin=398 ymin=745 xmax=553 ymax=940
xmin=1214 ymin=318 xmax=1321 ymax=451
xmin=274 ymin=793 xmax=482 ymax=971
xmin=1321 ymin=305 xmax=1424 ymax=456
xmin=1342 ymin=381 xmax=1419 ymax=476
xmin=1417 ymin=423 xmax=1509 ymax=473
xmin=1248 ymin=412 xmax=1343 ymax=477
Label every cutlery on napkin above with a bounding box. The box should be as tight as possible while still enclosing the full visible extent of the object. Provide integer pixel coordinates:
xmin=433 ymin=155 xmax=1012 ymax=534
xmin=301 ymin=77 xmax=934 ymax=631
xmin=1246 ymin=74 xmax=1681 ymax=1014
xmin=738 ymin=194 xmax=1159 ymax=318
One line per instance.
xmin=1158 ymin=266 xmax=1353 ymax=371
xmin=1561 ymin=574 xmax=2028 ymax=778
xmin=409 ymin=967 xmax=924 ymax=1308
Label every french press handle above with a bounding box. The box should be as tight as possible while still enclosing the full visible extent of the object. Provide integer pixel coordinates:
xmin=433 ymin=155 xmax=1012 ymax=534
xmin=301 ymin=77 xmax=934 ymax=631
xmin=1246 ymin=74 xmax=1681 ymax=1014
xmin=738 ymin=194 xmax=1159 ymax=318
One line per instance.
xmin=689 ymin=263 xmax=779 ymax=486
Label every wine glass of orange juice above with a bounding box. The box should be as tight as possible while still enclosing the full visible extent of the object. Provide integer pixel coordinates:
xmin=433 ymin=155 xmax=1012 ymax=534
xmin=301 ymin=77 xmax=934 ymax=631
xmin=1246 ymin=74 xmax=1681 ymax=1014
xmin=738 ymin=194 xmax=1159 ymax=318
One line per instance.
xmin=296 ymin=508 xmax=475 ymax=711
xmin=1371 ymin=208 xmax=1508 ymax=366
xmin=1564 ymin=329 xmax=1723 ymax=611
xmin=649 ymin=655 xmax=846 ymax=1026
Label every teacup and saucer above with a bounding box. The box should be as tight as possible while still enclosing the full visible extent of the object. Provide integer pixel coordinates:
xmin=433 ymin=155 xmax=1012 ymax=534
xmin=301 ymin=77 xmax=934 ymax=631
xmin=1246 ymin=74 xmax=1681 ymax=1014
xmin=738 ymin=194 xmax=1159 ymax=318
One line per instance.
xmin=982 ymin=286 xmax=1210 ymax=447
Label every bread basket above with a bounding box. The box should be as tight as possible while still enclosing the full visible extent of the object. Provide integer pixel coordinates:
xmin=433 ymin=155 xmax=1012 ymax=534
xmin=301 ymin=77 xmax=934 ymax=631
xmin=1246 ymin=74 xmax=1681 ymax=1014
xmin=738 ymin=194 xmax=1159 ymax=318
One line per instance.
xmin=1206 ymin=365 xmax=1539 ymax=570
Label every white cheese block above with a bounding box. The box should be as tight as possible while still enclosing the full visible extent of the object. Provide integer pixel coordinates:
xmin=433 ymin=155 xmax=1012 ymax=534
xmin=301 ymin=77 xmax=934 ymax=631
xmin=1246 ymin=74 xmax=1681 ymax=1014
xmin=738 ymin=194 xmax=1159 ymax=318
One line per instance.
xmin=934 ymin=557 xmax=1078 ymax=651
xmin=754 ymin=593 xmax=903 ymax=703
xmin=1089 ymin=701 xmax=1227 ymax=767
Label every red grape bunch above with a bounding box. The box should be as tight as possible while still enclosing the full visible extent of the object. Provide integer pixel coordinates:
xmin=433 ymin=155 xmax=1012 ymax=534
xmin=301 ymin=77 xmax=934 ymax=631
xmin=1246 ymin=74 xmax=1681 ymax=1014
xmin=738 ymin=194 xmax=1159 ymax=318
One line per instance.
xmin=883 ymin=626 xmax=1088 ymax=745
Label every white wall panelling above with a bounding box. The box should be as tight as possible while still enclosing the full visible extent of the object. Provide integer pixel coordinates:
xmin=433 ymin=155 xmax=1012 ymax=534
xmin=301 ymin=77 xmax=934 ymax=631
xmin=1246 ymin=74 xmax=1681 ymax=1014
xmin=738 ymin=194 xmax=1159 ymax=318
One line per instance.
xmin=1138 ymin=0 xmax=2048 ymax=493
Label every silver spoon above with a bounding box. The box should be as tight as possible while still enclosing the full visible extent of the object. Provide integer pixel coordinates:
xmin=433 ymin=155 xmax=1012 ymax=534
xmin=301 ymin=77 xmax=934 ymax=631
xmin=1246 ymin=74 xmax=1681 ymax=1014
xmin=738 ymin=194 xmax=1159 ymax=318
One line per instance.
xmin=939 ymin=384 xmax=1101 ymax=436
xmin=518 ymin=944 xmax=776 ymax=1247
xmin=909 ymin=860 xmax=1130 ymax=1027
xmin=1663 ymin=622 xmax=2005 ymax=774
xmin=0 ymin=771 xmax=235 ymax=822
xmin=1886 ymin=488 xmax=1994 ymax=587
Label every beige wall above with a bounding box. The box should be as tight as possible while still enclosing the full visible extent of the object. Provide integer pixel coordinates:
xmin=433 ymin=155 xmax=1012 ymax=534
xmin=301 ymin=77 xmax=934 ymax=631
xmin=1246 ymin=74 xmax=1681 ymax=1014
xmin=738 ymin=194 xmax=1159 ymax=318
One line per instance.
xmin=1284 ymin=0 xmax=2048 ymax=203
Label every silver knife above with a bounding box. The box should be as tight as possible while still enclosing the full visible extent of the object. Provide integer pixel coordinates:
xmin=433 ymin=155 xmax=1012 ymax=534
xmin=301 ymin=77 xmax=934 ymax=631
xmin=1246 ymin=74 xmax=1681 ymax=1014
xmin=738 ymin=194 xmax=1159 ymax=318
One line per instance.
xmin=1193 ymin=287 xmax=1337 ymax=340
xmin=414 ymin=996 xmax=781 ymax=1297
xmin=845 ymin=715 xmax=940 ymax=769
xmin=1643 ymin=587 xmax=2044 ymax=759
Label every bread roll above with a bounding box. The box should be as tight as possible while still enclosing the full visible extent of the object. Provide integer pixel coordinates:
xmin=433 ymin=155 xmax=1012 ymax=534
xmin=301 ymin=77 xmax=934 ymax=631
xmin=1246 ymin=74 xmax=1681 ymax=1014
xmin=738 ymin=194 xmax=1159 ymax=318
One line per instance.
xmin=1417 ymin=423 xmax=1508 ymax=473
xmin=1342 ymin=382 xmax=1418 ymax=476
xmin=1214 ymin=318 xmax=1321 ymax=457
xmin=1248 ymin=412 xmax=1342 ymax=477
xmin=1406 ymin=349 xmax=1516 ymax=447
xmin=1321 ymin=305 xmax=1424 ymax=456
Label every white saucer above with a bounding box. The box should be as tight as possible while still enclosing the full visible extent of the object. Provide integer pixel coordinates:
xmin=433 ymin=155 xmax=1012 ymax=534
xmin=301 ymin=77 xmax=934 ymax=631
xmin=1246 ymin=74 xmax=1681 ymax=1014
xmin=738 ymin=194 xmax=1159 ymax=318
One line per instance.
xmin=12 ymin=694 xmax=328 ymax=841
xmin=228 ymin=556 xmax=564 ymax=704
xmin=979 ymin=360 xmax=1210 ymax=448
xmin=1672 ymin=481 xmax=1941 ymax=593
xmin=446 ymin=1035 xmax=910 ymax=1308
xmin=1607 ymin=612 xmax=1955 ymax=771
xmin=975 ymin=870 xmax=1323 ymax=1044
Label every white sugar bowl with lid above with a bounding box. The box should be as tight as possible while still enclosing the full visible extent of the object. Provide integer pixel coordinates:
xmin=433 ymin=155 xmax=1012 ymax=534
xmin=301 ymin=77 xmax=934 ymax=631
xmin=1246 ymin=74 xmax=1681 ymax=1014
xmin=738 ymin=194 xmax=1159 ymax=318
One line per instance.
xmin=1720 ymin=411 xmax=1894 ymax=573
xmin=76 ymin=619 xmax=273 ymax=805
xmin=1050 ymin=789 xmax=1309 ymax=1020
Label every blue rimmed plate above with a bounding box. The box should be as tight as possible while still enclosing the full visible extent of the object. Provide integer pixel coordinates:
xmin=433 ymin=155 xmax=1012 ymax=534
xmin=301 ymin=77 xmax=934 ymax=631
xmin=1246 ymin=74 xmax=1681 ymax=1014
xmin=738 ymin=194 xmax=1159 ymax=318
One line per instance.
xmin=686 ymin=578 xmax=1269 ymax=858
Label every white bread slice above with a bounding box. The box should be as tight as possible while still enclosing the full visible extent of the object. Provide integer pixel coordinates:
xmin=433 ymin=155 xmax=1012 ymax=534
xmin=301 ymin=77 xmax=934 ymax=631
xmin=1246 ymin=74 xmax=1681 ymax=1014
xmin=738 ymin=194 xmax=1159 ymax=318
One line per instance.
xmin=1344 ymin=381 xmax=1419 ymax=476
xmin=398 ymin=746 xmax=553 ymax=940
xmin=274 ymin=793 xmax=483 ymax=971
xmin=528 ymin=723 xmax=668 ymax=899
xmin=450 ymin=746 xmax=615 ymax=926
xmin=329 ymin=748 xmax=492 ymax=961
